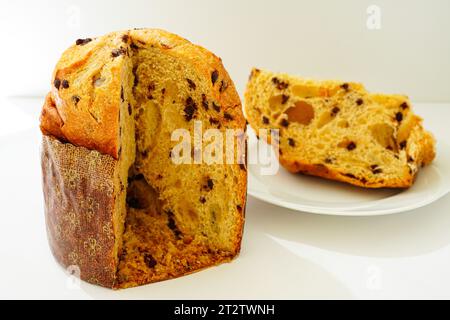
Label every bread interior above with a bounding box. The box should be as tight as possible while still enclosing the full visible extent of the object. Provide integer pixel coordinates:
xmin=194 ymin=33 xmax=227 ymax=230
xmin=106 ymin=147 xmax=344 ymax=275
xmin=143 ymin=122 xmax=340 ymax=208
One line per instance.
xmin=113 ymin=42 xmax=243 ymax=288
xmin=245 ymin=70 xmax=435 ymax=188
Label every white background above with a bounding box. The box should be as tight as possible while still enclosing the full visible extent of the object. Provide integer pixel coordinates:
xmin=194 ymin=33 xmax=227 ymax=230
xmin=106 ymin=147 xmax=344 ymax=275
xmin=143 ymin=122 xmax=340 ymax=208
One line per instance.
xmin=0 ymin=0 xmax=449 ymax=101
xmin=0 ymin=0 xmax=449 ymax=300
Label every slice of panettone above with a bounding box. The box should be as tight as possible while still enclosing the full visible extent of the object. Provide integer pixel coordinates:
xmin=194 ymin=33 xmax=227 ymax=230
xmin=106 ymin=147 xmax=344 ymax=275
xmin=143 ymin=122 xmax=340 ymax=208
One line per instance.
xmin=244 ymin=68 xmax=435 ymax=188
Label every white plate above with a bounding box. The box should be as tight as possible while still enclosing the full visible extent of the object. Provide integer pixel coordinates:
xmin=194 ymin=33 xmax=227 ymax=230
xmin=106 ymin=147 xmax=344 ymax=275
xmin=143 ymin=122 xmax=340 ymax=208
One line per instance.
xmin=247 ymin=128 xmax=450 ymax=216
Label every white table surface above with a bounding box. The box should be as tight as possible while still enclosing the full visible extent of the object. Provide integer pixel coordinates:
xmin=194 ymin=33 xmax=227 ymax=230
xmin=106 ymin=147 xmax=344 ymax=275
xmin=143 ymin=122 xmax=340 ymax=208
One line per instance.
xmin=0 ymin=97 xmax=449 ymax=300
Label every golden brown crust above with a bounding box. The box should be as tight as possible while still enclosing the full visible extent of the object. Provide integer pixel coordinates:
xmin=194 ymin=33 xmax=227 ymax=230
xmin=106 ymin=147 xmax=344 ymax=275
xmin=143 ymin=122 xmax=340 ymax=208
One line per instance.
xmin=41 ymin=33 xmax=123 ymax=158
xmin=40 ymin=93 xmax=66 ymax=142
xmin=40 ymin=29 xmax=244 ymax=159
xmin=279 ymin=158 xmax=413 ymax=188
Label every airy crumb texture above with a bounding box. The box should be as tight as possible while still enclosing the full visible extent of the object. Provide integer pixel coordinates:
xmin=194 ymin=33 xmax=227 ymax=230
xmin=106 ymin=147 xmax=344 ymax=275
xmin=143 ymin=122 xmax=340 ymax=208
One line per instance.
xmin=40 ymin=29 xmax=246 ymax=289
xmin=117 ymin=189 xmax=235 ymax=288
xmin=245 ymin=68 xmax=435 ymax=188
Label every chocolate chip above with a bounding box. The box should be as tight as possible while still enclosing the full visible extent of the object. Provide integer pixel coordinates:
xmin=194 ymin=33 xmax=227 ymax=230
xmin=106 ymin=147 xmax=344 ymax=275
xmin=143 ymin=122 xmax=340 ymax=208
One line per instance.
xmin=212 ymin=102 xmax=221 ymax=112
xmin=386 ymin=145 xmax=394 ymax=151
xmin=187 ymin=78 xmax=196 ymax=90
xmin=408 ymin=156 xmax=414 ymax=163
xmin=277 ymin=82 xmax=289 ymax=90
xmin=75 ymin=38 xmax=92 ymax=46
xmin=272 ymin=77 xmax=289 ymax=90
xmin=324 ymin=158 xmax=333 ymax=164
xmin=400 ymin=102 xmax=409 ymax=110
xmin=207 ymin=178 xmax=214 ymax=190
xmin=288 ymin=138 xmax=296 ymax=147
xmin=133 ymin=67 xmax=139 ymax=87
xmin=121 ymin=34 xmax=129 ymax=43
xmin=161 ymin=88 xmax=166 ymax=96
xmin=249 ymin=69 xmax=260 ymax=80
xmin=356 ymin=98 xmax=363 ymax=106
xmin=130 ymin=42 xmax=139 ymax=50
xmin=219 ymin=80 xmax=228 ymax=93
xmin=199 ymin=196 xmax=206 ymax=204
xmin=54 ymin=78 xmax=61 ymax=89
xmin=262 ymin=116 xmax=269 ymax=124
xmin=211 ymin=70 xmax=219 ymax=85
xmin=399 ymin=141 xmax=407 ymax=150
xmin=126 ymin=197 xmax=140 ymax=208
xmin=340 ymin=83 xmax=349 ymax=91
xmin=184 ymin=97 xmax=197 ymax=121
xmin=224 ymin=112 xmax=233 ymax=121
xmin=160 ymin=42 xmax=172 ymax=49
xmin=280 ymin=118 xmax=289 ymax=127
xmin=281 ymin=94 xmax=289 ymax=104
xmin=202 ymin=94 xmax=209 ymax=110
xmin=395 ymin=112 xmax=403 ymax=122
xmin=347 ymin=142 xmax=356 ymax=151
xmin=237 ymin=205 xmax=243 ymax=212
xmin=331 ymin=106 xmax=340 ymax=116
xmin=167 ymin=212 xmax=178 ymax=231
xmin=239 ymin=163 xmax=246 ymax=171
xmin=167 ymin=211 xmax=181 ymax=239
xmin=61 ymin=80 xmax=69 ymax=89
xmin=344 ymin=173 xmax=357 ymax=179
xmin=72 ymin=95 xmax=80 ymax=106
xmin=360 ymin=177 xmax=368 ymax=184
xmin=128 ymin=103 xmax=132 ymax=116
xmin=120 ymin=87 xmax=124 ymax=102
xmin=143 ymin=253 xmax=157 ymax=268
xmin=370 ymin=165 xmax=382 ymax=174
xmin=111 ymin=47 xmax=127 ymax=58
xmin=209 ymin=117 xmax=220 ymax=126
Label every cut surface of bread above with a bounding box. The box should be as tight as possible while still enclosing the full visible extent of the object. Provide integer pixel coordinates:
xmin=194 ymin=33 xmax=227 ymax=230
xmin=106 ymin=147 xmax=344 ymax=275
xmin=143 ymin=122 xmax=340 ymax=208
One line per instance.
xmin=245 ymin=68 xmax=435 ymax=188
xmin=40 ymin=29 xmax=246 ymax=289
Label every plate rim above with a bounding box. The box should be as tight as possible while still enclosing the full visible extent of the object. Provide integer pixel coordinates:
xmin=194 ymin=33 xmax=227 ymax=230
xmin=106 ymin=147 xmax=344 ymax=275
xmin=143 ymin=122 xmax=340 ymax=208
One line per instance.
xmin=247 ymin=186 xmax=450 ymax=216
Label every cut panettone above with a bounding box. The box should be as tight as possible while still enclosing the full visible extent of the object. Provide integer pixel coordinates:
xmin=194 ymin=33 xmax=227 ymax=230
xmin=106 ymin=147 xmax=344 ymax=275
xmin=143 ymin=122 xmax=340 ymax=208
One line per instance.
xmin=40 ymin=29 xmax=247 ymax=289
xmin=244 ymin=68 xmax=435 ymax=188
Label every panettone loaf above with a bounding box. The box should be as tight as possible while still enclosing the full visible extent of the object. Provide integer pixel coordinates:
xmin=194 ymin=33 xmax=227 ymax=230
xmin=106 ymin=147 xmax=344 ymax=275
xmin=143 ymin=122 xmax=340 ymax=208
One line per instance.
xmin=245 ymin=68 xmax=435 ymax=188
xmin=40 ymin=29 xmax=247 ymax=288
